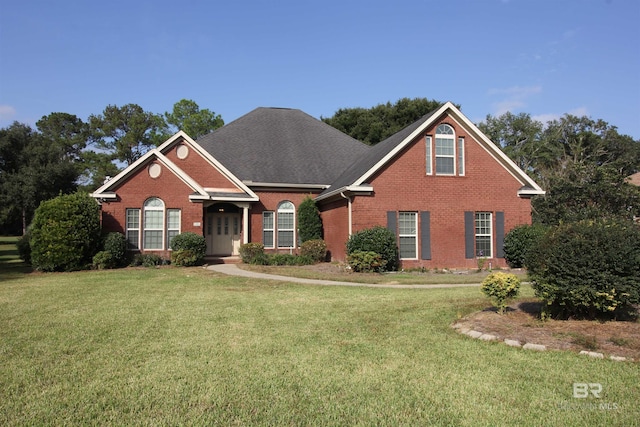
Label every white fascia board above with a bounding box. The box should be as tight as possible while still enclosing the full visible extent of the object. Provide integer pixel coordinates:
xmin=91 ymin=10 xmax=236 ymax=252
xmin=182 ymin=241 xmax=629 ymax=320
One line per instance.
xmin=517 ymin=188 xmax=546 ymax=197
xmin=243 ymin=181 xmax=330 ymax=190
xmin=160 ymin=131 xmax=260 ymax=201
xmin=353 ymin=102 xmax=453 ymax=186
xmin=92 ymin=148 xmax=160 ymax=196
xmin=315 ymin=185 xmax=374 ymax=202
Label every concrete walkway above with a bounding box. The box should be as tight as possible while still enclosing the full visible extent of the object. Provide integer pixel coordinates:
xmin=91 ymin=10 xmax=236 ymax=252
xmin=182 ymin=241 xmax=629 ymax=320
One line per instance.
xmin=207 ymin=263 xmax=481 ymax=289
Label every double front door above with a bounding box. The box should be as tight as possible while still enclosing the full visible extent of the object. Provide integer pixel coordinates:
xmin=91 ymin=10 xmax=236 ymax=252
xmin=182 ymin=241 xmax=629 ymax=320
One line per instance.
xmin=207 ymin=212 xmax=241 ymax=256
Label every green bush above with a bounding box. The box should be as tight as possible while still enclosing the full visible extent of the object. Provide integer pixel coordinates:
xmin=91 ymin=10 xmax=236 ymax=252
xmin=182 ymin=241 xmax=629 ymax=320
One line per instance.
xmin=103 ymin=232 xmax=128 ymax=268
xmin=239 ymin=242 xmax=265 ymax=264
xmin=481 ymin=272 xmax=521 ymax=314
xmin=300 ymin=239 xmax=327 ymax=263
xmin=298 ymin=196 xmax=323 ymax=242
xmin=346 ymin=226 xmax=398 ymax=271
xmin=527 ymin=219 xmax=640 ymax=320
xmin=169 ymin=232 xmax=206 ymax=266
xmin=92 ymin=251 xmax=114 ymax=270
xmin=503 ymin=223 xmax=548 ymax=268
xmin=347 ymin=250 xmax=387 ymax=273
xmin=171 ymin=249 xmax=200 ymax=267
xmin=131 ymin=253 xmax=166 ymax=267
xmin=16 ymin=231 xmax=31 ymax=264
xmin=30 ymin=192 xmax=102 ymax=272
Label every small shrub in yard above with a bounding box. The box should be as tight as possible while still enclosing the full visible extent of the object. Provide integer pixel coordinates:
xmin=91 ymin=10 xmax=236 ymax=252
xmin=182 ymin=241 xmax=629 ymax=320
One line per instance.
xmin=527 ymin=219 xmax=640 ymax=320
xmin=131 ymin=253 xmax=166 ymax=267
xmin=481 ymin=272 xmax=521 ymax=314
xmin=300 ymin=239 xmax=327 ymax=262
xmin=103 ymin=232 xmax=128 ymax=267
xmin=347 ymin=250 xmax=387 ymax=273
xmin=92 ymin=251 xmax=114 ymax=270
xmin=170 ymin=232 xmax=206 ymax=266
xmin=503 ymin=223 xmax=548 ymax=268
xmin=239 ymin=242 xmax=265 ymax=264
xmin=346 ymin=226 xmax=398 ymax=271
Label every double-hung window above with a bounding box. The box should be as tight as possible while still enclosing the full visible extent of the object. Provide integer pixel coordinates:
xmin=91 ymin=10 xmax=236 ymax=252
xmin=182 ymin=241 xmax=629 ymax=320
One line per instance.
xmin=143 ymin=198 xmax=164 ymax=250
xmin=398 ymin=212 xmax=418 ymax=259
xmin=475 ymin=212 xmax=492 ymax=258
xmin=263 ymin=212 xmax=275 ymax=248
xmin=435 ymin=124 xmax=455 ymax=175
xmin=126 ymin=208 xmax=140 ymax=249
xmin=277 ymin=201 xmax=295 ymax=248
xmin=166 ymin=209 xmax=181 ymax=249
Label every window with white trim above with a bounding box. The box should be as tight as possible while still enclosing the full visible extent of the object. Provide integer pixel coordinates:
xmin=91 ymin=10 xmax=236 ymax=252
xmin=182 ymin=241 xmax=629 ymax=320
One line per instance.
xmin=126 ymin=208 xmax=140 ymax=249
xmin=425 ymin=136 xmax=432 ymax=175
xmin=475 ymin=212 xmax=492 ymax=258
xmin=277 ymin=201 xmax=295 ymax=248
xmin=399 ymin=212 xmax=417 ymax=259
xmin=457 ymin=137 xmax=465 ymax=175
xmin=263 ymin=212 xmax=275 ymax=248
xmin=166 ymin=209 xmax=181 ymax=249
xmin=143 ymin=198 xmax=164 ymax=250
xmin=435 ymin=124 xmax=455 ymax=175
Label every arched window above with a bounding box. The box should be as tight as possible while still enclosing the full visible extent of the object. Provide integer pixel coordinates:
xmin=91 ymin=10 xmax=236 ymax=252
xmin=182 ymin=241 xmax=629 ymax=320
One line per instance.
xmin=435 ymin=124 xmax=455 ymax=175
xmin=144 ymin=197 xmax=164 ymax=250
xmin=277 ymin=201 xmax=295 ymax=248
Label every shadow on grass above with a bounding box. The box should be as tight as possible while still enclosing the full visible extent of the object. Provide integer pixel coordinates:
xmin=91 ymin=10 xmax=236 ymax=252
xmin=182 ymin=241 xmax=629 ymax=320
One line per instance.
xmin=0 ymin=236 xmax=33 ymax=281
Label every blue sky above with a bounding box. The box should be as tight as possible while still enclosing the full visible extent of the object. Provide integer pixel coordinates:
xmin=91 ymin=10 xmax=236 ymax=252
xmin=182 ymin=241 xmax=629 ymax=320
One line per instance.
xmin=1 ymin=0 xmax=639 ymax=139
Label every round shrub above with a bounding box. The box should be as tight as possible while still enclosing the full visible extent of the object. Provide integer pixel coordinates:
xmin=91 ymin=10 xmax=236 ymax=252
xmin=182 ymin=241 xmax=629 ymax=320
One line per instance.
xmin=481 ymin=272 xmax=521 ymax=314
xmin=92 ymin=250 xmax=114 ymax=270
xmin=103 ymin=232 xmax=128 ymax=267
xmin=300 ymin=239 xmax=327 ymax=263
xmin=30 ymin=192 xmax=101 ymax=272
xmin=16 ymin=231 xmax=31 ymax=264
xmin=503 ymin=223 xmax=548 ymax=268
xmin=346 ymin=226 xmax=398 ymax=271
xmin=527 ymin=219 xmax=640 ymax=320
xmin=169 ymin=232 xmax=206 ymax=266
xmin=347 ymin=250 xmax=387 ymax=273
xmin=239 ymin=242 xmax=265 ymax=264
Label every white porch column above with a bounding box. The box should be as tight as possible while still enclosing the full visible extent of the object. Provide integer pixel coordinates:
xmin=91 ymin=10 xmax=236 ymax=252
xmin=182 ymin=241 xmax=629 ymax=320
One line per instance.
xmin=242 ymin=205 xmax=249 ymax=244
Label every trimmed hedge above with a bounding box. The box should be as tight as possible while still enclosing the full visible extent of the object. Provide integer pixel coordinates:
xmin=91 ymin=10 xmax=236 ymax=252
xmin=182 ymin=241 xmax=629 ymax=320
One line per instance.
xmin=30 ymin=192 xmax=102 ymax=272
xmin=347 ymin=250 xmax=387 ymax=273
xmin=503 ymin=223 xmax=548 ymax=268
xmin=300 ymin=239 xmax=327 ymax=263
xmin=170 ymin=232 xmax=206 ymax=266
xmin=527 ymin=219 xmax=640 ymax=320
xmin=346 ymin=226 xmax=398 ymax=271
xmin=103 ymin=232 xmax=128 ymax=268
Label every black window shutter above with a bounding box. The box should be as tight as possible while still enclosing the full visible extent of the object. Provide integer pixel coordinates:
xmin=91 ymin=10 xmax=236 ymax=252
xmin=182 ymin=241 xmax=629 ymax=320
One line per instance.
xmin=387 ymin=211 xmax=397 ymax=233
xmin=496 ymin=211 xmax=505 ymax=258
xmin=420 ymin=211 xmax=431 ymax=260
xmin=464 ymin=211 xmax=475 ymax=259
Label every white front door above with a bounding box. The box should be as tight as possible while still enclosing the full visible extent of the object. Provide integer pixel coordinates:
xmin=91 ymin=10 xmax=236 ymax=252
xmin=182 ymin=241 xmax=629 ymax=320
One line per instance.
xmin=207 ymin=213 xmax=241 ymax=256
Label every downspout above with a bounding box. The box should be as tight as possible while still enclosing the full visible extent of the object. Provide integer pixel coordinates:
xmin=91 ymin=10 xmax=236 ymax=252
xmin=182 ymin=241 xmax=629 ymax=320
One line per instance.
xmin=340 ymin=192 xmax=352 ymax=236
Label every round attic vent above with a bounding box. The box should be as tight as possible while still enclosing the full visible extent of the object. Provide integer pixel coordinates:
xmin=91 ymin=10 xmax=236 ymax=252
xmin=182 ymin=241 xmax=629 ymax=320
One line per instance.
xmin=176 ymin=144 xmax=189 ymax=159
xmin=148 ymin=162 xmax=162 ymax=179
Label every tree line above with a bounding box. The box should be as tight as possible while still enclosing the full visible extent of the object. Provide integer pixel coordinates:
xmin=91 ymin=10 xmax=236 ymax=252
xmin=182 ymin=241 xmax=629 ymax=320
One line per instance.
xmin=1 ymin=97 xmax=639 ymax=235
xmin=0 ymin=100 xmax=223 ymax=234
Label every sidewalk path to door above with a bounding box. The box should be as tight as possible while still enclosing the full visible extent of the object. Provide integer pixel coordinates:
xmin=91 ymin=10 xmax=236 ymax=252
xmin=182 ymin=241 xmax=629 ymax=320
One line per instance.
xmin=207 ymin=263 xmax=481 ymax=289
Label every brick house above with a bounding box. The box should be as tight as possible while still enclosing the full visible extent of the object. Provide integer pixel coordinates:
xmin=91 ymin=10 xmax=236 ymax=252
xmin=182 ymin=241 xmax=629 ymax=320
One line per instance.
xmin=91 ymin=102 xmax=544 ymax=268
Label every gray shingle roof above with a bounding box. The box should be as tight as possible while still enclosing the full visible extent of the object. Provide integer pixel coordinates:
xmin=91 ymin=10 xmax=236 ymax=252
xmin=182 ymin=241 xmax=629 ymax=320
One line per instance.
xmin=196 ymin=107 xmax=369 ymax=185
xmin=319 ymin=109 xmax=439 ymax=196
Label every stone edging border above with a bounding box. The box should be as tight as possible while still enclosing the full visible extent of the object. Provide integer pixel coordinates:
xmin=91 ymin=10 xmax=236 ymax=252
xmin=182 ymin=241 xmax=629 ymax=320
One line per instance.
xmin=451 ymin=323 xmax=634 ymax=362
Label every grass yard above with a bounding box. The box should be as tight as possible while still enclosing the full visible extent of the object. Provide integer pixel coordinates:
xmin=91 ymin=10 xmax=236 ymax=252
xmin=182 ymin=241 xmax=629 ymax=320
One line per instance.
xmin=0 ymin=244 xmax=638 ymax=425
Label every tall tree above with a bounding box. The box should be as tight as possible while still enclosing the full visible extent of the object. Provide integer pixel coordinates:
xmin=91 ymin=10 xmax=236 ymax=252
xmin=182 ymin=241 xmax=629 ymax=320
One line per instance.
xmin=322 ymin=98 xmax=448 ymax=145
xmin=0 ymin=120 xmax=81 ymax=234
xmin=165 ymin=99 xmax=224 ymax=139
xmin=89 ymin=104 xmax=167 ymax=166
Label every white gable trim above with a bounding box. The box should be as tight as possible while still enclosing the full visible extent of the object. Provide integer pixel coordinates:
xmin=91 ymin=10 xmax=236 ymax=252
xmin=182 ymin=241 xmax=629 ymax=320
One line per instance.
xmin=158 ymin=131 xmax=259 ymax=200
xmin=352 ymin=101 xmax=544 ymax=195
xmin=91 ymin=149 xmax=209 ymax=199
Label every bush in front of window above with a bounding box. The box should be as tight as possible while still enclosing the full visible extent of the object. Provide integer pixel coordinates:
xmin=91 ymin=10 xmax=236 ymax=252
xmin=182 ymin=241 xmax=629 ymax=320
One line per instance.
xmin=503 ymin=223 xmax=548 ymax=268
xmin=92 ymin=250 xmax=114 ymax=270
xmin=480 ymin=272 xmax=521 ymax=314
xmin=30 ymin=192 xmax=102 ymax=272
xmin=169 ymin=232 xmax=206 ymax=266
xmin=347 ymin=250 xmax=387 ymax=273
xmin=239 ymin=242 xmax=265 ymax=264
xmin=300 ymin=239 xmax=327 ymax=263
xmin=103 ymin=232 xmax=129 ymax=268
xmin=131 ymin=253 xmax=166 ymax=267
xmin=526 ymin=219 xmax=640 ymax=320
xmin=346 ymin=226 xmax=398 ymax=271
xmin=298 ymin=196 xmax=323 ymax=243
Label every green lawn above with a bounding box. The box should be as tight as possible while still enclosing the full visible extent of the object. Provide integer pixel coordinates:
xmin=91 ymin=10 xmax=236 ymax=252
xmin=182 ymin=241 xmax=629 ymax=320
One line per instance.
xmin=0 ymin=247 xmax=638 ymax=425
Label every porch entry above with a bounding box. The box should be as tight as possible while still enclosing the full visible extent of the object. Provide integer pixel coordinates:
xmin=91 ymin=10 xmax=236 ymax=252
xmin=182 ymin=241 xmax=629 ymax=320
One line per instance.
xmin=206 ymin=203 xmax=242 ymax=256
